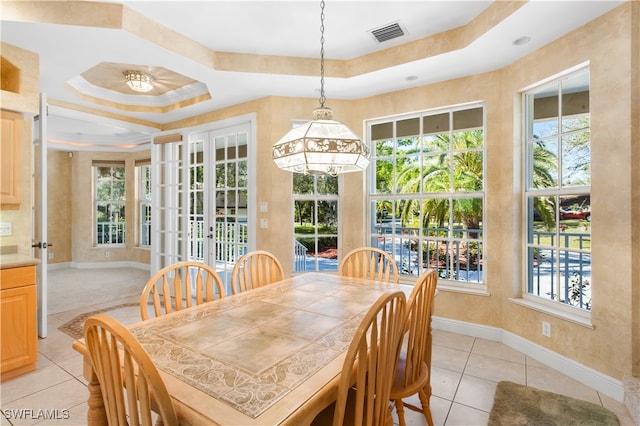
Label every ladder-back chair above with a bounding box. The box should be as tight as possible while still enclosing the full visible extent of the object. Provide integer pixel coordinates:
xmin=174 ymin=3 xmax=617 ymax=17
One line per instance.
xmin=83 ymin=314 xmax=179 ymax=426
xmin=230 ymin=250 xmax=284 ymax=294
xmin=339 ymin=247 xmax=400 ymax=284
xmin=140 ymin=261 xmax=225 ymax=320
xmin=389 ymin=269 xmax=438 ymax=426
xmin=312 ymin=290 xmax=407 ymax=426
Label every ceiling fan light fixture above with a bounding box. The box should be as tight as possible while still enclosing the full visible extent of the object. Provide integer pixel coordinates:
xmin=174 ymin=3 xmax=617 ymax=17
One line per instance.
xmin=123 ymin=70 xmax=154 ymax=92
xmin=272 ymin=0 xmax=370 ymax=176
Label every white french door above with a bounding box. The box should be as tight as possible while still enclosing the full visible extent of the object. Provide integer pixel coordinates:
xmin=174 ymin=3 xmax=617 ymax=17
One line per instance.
xmin=32 ymin=94 xmax=48 ymax=338
xmin=152 ymin=118 xmax=255 ymax=294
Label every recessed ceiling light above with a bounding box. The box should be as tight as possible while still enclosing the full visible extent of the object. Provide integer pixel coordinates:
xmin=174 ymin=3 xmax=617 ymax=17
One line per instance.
xmin=513 ymin=36 xmax=531 ymax=46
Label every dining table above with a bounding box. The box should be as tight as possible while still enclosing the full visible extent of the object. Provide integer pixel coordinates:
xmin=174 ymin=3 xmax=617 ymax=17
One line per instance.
xmin=72 ymin=272 xmax=414 ymax=426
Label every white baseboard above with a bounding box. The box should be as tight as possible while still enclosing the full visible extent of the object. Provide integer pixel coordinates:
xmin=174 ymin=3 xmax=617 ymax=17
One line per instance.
xmin=47 ymin=261 xmax=72 ymax=271
xmin=432 ymin=316 xmax=624 ymax=402
xmin=67 ymin=261 xmax=150 ymax=271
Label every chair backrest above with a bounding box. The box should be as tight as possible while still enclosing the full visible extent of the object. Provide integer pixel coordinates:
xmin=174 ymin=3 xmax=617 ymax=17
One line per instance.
xmin=398 ymin=269 xmax=438 ymax=388
xmin=339 ymin=247 xmax=400 ymax=284
xmin=333 ymin=290 xmax=407 ymax=426
xmin=140 ymin=261 xmax=225 ymax=320
xmin=230 ymin=250 xmax=284 ymax=295
xmin=84 ymin=314 xmax=179 ymax=426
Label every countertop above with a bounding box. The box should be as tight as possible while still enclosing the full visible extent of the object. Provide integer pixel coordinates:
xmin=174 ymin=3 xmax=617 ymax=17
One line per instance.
xmin=0 ymin=253 xmax=40 ymax=269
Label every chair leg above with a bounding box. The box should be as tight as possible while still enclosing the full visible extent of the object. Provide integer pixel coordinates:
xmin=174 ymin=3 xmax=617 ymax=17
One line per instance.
xmin=424 ymin=381 xmax=432 ymax=400
xmin=417 ymin=389 xmax=435 ymax=426
xmin=386 ymin=405 xmax=395 ymax=426
xmin=393 ymin=399 xmax=407 ymax=426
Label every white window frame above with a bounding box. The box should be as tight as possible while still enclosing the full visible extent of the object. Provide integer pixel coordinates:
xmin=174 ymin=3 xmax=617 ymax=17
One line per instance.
xmin=367 ymin=103 xmax=486 ymax=288
xmin=292 ymin=173 xmax=339 ymax=272
xmin=521 ymin=64 xmax=592 ymax=320
xmin=137 ymin=162 xmax=151 ymax=248
xmin=94 ymin=163 xmax=126 ymax=247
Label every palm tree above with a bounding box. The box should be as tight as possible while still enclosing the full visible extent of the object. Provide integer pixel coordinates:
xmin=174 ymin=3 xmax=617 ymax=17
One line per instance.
xmin=530 ymin=140 xmax=558 ymax=229
xmin=396 ymin=130 xmax=483 ymax=232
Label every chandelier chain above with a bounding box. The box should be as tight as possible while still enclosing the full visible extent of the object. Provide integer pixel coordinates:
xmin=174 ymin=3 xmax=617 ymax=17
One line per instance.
xmin=319 ymin=0 xmax=326 ymax=108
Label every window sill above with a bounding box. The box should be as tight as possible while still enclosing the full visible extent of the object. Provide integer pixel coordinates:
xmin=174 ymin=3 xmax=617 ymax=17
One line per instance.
xmin=437 ymin=282 xmax=490 ymax=296
xmin=509 ymin=298 xmax=594 ymax=329
xmin=398 ymin=276 xmax=490 ymax=296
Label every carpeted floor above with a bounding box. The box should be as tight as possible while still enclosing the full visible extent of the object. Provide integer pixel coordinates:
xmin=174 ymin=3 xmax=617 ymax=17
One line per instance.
xmin=48 ymin=266 xmax=149 ymax=315
xmin=489 ymin=380 xmax=620 ymax=426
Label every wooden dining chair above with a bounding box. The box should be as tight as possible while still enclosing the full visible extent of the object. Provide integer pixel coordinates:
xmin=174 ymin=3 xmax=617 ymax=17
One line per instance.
xmin=230 ymin=250 xmax=284 ymax=295
xmin=312 ymin=290 xmax=407 ymax=426
xmin=139 ymin=261 xmax=225 ymax=320
xmin=83 ymin=314 xmax=179 ymax=426
xmin=389 ymin=269 xmax=438 ymax=426
xmin=339 ymin=247 xmax=400 ymax=284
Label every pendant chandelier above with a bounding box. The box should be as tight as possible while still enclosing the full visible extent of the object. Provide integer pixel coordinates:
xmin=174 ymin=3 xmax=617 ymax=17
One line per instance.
xmin=272 ymin=0 xmax=370 ymax=176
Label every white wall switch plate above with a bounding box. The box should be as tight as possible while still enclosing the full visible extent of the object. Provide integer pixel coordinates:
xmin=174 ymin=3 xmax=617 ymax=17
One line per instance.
xmin=0 ymin=223 xmax=12 ymax=236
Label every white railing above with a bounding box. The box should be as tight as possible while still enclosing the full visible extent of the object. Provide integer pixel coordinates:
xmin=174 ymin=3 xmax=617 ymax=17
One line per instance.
xmin=96 ymin=222 xmax=125 ymax=245
xmin=294 ymin=240 xmax=308 ymax=272
xmin=188 ymin=220 xmax=248 ymax=263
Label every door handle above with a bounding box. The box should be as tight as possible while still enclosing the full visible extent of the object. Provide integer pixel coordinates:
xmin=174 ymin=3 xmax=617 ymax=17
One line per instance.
xmin=206 ymin=234 xmax=214 ymax=239
xmin=32 ymin=242 xmax=53 ymax=249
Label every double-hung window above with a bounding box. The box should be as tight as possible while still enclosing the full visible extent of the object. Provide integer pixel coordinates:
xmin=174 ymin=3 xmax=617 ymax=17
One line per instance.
xmin=524 ymin=66 xmax=591 ymax=311
xmin=368 ymin=104 xmax=485 ymax=284
xmin=137 ymin=161 xmax=151 ymax=247
xmin=94 ymin=162 xmax=126 ymax=246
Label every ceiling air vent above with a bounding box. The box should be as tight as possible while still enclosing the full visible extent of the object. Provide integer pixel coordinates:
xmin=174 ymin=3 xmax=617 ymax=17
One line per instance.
xmin=370 ymin=22 xmax=405 ymax=43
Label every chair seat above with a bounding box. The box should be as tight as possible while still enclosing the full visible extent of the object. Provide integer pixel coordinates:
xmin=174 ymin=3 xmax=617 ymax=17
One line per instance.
xmin=390 ymin=353 xmax=429 ymax=399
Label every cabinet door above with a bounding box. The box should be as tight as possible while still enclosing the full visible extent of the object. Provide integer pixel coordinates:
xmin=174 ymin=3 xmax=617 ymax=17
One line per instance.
xmin=1 ymin=109 xmax=24 ymax=205
xmin=0 ymin=284 xmax=37 ymax=376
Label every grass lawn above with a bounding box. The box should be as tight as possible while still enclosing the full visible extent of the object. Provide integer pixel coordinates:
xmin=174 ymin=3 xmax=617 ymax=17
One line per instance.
xmin=533 ymin=219 xmax=591 ymax=250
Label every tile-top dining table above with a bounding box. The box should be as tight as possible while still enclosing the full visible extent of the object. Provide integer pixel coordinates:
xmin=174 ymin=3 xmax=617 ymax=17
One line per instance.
xmin=73 ymin=272 xmax=414 ymax=426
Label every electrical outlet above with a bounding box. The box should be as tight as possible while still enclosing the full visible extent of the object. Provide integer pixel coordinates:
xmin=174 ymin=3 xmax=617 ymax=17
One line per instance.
xmin=105 ymin=251 xmax=111 ymax=258
xmin=542 ymin=321 xmax=551 ymax=337
xmin=48 ymin=252 xmax=54 ymax=259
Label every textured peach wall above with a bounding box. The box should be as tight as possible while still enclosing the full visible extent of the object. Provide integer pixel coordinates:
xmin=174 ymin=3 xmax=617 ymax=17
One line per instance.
xmin=71 ymin=151 xmax=150 ymax=265
xmin=47 ymin=151 xmax=72 ymax=263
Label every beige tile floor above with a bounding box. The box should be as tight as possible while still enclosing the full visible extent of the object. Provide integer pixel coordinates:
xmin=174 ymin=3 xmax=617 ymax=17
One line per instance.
xmin=0 ymin=267 xmax=635 ymax=426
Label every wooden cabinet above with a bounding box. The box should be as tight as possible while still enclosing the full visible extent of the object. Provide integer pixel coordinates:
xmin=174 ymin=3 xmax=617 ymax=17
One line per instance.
xmin=0 ymin=265 xmax=37 ymax=381
xmin=1 ymin=109 xmax=24 ymax=206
